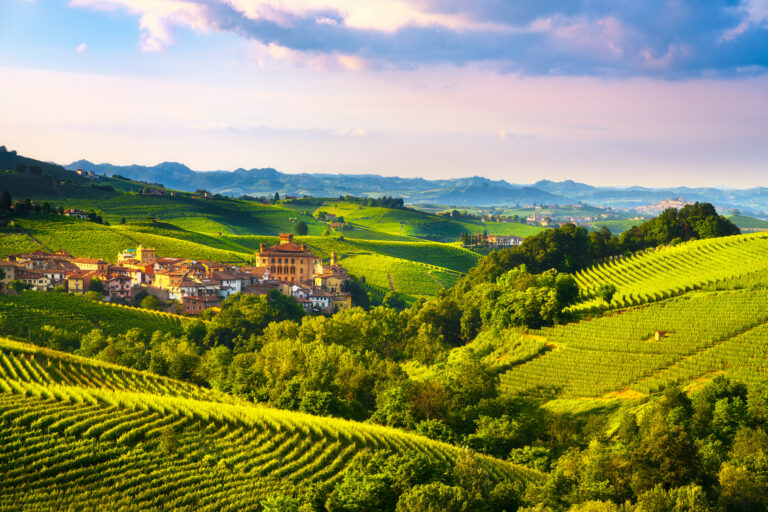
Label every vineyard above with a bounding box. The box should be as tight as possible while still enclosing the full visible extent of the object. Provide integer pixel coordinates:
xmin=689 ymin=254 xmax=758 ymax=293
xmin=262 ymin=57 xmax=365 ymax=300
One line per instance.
xmin=499 ymin=289 xmax=768 ymax=398
xmin=0 ymin=292 xmax=192 ymax=339
xmin=572 ymin=232 xmax=768 ymax=311
xmin=0 ymin=337 xmax=540 ymax=510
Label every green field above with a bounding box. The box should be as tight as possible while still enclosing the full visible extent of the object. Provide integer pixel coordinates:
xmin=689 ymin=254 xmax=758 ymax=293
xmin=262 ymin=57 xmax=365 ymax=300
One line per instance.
xmin=0 ymin=292 xmax=192 ymax=341
xmin=0 ymin=336 xmax=540 ymax=510
xmin=728 ymin=213 xmax=768 ymax=231
xmin=314 ymin=201 xmax=541 ymax=241
xmin=499 ymin=289 xmax=768 ymax=398
xmin=572 ymin=232 xmax=768 ymax=311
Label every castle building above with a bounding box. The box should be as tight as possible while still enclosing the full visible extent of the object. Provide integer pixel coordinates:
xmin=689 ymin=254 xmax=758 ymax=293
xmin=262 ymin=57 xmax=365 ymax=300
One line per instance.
xmin=257 ymin=233 xmax=319 ymax=284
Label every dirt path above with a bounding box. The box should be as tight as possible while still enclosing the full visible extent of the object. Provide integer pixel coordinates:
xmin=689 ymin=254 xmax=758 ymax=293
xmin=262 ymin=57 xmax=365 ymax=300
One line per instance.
xmin=387 ymin=274 xmax=395 ymax=291
xmin=426 ymin=271 xmax=446 ymax=288
xmin=23 ymin=232 xmax=53 ymax=252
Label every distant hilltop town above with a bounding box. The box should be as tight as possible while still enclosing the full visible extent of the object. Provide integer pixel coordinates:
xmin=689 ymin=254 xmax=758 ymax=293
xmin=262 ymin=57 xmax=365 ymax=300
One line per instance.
xmin=0 ymin=233 xmax=351 ymax=315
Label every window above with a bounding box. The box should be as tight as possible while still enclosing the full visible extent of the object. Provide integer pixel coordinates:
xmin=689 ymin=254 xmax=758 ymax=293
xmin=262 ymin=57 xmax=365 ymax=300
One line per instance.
xmin=291 ymin=259 xmax=295 ymax=264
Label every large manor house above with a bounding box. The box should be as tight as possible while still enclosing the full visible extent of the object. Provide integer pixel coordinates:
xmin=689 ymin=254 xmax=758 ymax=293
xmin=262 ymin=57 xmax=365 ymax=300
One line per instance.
xmin=0 ymin=233 xmax=351 ymax=315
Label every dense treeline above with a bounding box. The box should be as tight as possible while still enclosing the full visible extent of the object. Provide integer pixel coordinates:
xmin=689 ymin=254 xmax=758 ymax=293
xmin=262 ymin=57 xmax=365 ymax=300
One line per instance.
xmin=0 ymin=189 xmax=105 ymax=224
xmin=460 ymin=203 xmax=739 ymax=289
xmin=337 ymin=195 xmax=407 ymax=209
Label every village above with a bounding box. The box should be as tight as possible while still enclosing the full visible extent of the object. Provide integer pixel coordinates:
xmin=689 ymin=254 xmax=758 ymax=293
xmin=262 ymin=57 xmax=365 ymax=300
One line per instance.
xmin=0 ymin=233 xmax=352 ymax=316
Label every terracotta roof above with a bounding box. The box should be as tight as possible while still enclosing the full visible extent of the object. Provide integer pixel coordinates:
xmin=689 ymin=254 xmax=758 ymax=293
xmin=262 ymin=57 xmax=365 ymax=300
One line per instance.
xmin=16 ymin=271 xmax=45 ymax=279
xmin=72 ymin=257 xmax=106 ymax=264
xmin=261 ymin=243 xmax=314 ymax=254
xmin=107 ymin=275 xmax=133 ymax=282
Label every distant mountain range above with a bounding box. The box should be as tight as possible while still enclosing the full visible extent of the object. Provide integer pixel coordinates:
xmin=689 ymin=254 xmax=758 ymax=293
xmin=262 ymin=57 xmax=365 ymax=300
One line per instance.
xmin=61 ymin=159 xmax=768 ymax=214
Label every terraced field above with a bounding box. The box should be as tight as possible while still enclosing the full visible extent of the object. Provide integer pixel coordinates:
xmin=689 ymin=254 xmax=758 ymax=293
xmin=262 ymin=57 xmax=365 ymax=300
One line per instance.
xmin=573 ymin=232 xmax=768 ymax=311
xmin=0 ymin=338 xmax=541 ymax=510
xmin=0 ymin=292 xmax=192 ymax=339
xmin=499 ymin=289 xmax=768 ymax=398
xmin=8 ymin=216 xmax=251 ymax=263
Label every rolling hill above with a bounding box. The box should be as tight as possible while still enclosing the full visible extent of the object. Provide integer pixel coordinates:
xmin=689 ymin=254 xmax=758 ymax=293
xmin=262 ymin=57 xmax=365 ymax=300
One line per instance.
xmin=571 ymin=232 xmax=768 ymax=311
xmin=0 ymin=215 xmax=481 ymax=299
xmin=0 ymin=336 xmax=540 ymax=510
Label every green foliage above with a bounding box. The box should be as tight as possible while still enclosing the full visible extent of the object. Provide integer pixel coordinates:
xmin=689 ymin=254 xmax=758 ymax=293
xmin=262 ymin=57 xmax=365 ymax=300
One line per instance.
xmin=141 ymin=295 xmax=162 ymax=310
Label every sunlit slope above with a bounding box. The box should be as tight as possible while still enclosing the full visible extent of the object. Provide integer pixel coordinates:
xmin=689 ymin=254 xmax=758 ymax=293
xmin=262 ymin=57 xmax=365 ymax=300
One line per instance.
xmin=5 ymin=216 xmax=251 ymax=262
xmin=0 ymin=338 xmax=540 ymax=510
xmin=499 ymin=289 xmax=768 ymax=399
xmin=314 ymin=201 xmax=540 ymax=241
xmin=573 ymin=232 xmax=768 ymax=310
xmin=0 ymin=292 xmax=193 ymax=340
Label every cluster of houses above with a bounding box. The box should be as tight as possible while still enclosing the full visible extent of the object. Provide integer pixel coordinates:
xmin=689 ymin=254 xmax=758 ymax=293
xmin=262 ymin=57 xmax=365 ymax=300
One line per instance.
xmin=0 ymin=233 xmax=352 ymax=316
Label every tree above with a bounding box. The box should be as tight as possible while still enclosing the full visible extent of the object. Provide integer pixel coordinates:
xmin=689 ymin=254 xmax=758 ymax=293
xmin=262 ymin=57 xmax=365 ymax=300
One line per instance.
xmin=89 ymin=278 xmax=104 ymax=294
xmin=274 ymin=192 xmax=280 ymax=202
xmin=141 ymin=295 xmax=162 ymax=310
xmin=294 ymin=220 xmax=309 ymax=236
xmin=383 ymin=292 xmax=406 ymax=311
xmin=0 ymin=190 xmax=11 ymax=212
xmin=596 ymin=284 xmax=617 ymax=303
xmin=396 ymin=482 xmax=470 ymax=512
xmin=261 ymin=495 xmax=300 ymax=512
xmin=120 ymin=217 xmax=127 ymax=224
xmin=9 ymin=280 xmax=31 ymax=294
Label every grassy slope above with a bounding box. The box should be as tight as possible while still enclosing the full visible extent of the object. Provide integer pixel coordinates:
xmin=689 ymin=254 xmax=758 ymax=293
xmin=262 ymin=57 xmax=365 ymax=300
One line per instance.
xmin=728 ymin=214 xmax=768 ymax=231
xmin=0 ymin=337 xmax=540 ymax=510
xmin=314 ymin=202 xmax=541 ymax=241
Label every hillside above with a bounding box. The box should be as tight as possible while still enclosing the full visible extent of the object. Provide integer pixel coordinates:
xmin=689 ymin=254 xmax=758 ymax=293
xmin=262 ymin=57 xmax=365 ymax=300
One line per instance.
xmin=0 ymin=215 xmax=480 ymax=299
xmin=0 ymin=336 xmax=539 ymax=510
xmin=572 ymin=232 xmax=768 ymax=311
xmin=499 ymin=289 xmax=768 ymax=399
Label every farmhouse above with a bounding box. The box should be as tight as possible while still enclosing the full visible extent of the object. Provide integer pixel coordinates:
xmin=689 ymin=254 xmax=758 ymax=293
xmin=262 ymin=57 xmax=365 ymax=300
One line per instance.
xmin=15 ymin=270 xmax=51 ymax=291
xmin=182 ymin=295 xmax=222 ymax=315
xmin=63 ymin=209 xmax=88 ymax=219
xmin=487 ymin=235 xmax=524 ymax=248
xmin=106 ymin=275 xmax=135 ymax=302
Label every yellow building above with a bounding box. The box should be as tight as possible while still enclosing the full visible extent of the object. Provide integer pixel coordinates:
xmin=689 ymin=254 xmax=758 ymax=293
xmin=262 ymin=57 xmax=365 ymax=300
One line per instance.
xmin=136 ymin=245 xmax=156 ymax=264
xmin=153 ymin=269 xmax=187 ymax=289
xmin=314 ymin=273 xmax=345 ymax=293
xmin=257 ymin=233 xmax=318 ymax=284
xmin=332 ymin=294 xmax=352 ymax=311
xmin=71 ymin=258 xmax=108 ymax=272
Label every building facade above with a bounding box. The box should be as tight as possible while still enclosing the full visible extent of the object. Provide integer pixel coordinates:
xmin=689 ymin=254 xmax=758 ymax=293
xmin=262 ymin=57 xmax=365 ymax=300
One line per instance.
xmin=257 ymin=234 xmax=319 ymax=284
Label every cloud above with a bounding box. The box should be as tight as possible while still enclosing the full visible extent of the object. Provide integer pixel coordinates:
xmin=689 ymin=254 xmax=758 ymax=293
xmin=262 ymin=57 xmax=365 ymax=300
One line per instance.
xmin=333 ymin=128 xmax=368 ymax=137
xmin=76 ymin=42 xmax=87 ymax=53
xmin=68 ymin=0 xmax=768 ymax=77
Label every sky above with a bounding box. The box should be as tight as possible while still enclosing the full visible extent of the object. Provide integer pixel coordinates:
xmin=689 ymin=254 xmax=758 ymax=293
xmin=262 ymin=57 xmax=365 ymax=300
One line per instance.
xmin=1 ymin=0 xmax=767 ymax=187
